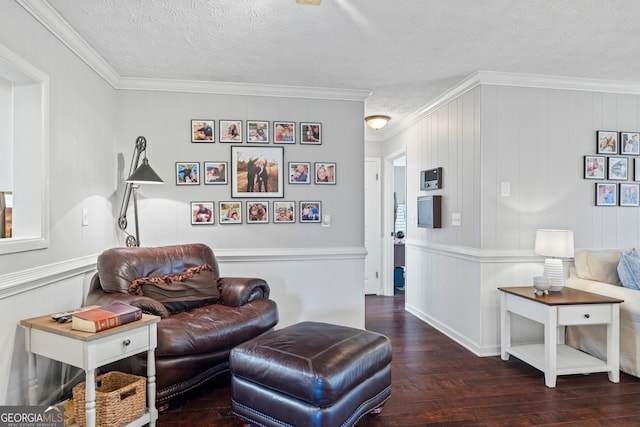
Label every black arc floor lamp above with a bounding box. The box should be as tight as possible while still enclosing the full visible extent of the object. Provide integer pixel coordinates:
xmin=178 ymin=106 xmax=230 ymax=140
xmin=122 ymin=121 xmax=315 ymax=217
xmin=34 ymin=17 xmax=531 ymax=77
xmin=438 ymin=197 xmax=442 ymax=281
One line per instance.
xmin=118 ymin=136 xmax=164 ymax=247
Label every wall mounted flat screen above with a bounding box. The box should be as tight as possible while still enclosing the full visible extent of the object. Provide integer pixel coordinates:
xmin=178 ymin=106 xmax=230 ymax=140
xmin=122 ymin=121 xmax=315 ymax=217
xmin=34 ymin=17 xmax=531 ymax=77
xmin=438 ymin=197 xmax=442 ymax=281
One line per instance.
xmin=417 ymin=195 xmax=442 ymax=229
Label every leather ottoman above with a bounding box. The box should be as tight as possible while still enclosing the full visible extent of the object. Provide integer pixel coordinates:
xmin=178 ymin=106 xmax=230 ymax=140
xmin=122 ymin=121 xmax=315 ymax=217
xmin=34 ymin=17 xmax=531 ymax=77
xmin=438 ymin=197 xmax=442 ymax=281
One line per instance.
xmin=230 ymin=321 xmax=392 ymax=427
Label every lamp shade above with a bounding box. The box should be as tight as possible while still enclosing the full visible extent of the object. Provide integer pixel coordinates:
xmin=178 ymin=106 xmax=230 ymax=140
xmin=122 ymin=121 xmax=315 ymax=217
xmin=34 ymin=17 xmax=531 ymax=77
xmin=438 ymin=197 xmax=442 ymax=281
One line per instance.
xmin=364 ymin=115 xmax=391 ymax=130
xmin=125 ymin=158 xmax=164 ymax=184
xmin=534 ymin=229 xmax=574 ymax=258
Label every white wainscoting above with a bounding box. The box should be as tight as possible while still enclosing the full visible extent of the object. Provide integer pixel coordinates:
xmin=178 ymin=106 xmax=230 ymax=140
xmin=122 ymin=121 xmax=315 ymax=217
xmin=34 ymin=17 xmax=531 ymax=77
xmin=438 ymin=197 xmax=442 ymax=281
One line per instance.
xmin=405 ymin=240 xmax=549 ymax=357
xmin=0 ymin=246 xmax=365 ymax=405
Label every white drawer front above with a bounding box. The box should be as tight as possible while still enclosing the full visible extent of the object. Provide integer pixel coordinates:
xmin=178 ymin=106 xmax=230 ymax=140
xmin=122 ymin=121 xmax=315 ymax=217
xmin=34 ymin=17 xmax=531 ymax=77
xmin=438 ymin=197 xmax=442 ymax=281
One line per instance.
xmin=95 ymin=328 xmax=150 ymax=365
xmin=558 ymin=304 xmax=612 ymax=325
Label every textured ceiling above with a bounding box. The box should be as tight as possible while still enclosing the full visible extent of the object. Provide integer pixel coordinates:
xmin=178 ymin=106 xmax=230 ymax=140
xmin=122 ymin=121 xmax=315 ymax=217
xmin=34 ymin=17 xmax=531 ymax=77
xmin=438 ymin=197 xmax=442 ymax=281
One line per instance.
xmin=44 ymin=0 xmax=640 ymax=137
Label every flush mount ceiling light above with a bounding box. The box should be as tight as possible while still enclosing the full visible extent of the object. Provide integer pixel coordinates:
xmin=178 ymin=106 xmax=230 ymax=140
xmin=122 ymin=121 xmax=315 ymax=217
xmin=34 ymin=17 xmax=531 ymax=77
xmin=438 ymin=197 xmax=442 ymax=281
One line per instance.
xmin=364 ymin=115 xmax=391 ymax=130
xmin=297 ymin=0 xmax=321 ymax=4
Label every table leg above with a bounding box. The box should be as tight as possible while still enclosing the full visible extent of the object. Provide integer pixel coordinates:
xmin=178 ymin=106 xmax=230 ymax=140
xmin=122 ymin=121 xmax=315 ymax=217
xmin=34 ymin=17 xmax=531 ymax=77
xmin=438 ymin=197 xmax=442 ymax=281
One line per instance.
xmin=544 ymin=308 xmax=558 ymax=388
xmin=607 ymin=304 xmax=620 ymax=383
xmin=27 ymin=351 xmax=37 ymax=405
xmin=147 ymin=347 xmax=157 ymax=426
xmin=500 ymin=292 xmax=510 ymax=361
xmin=85 ymin=368 xmax=96 ymax=427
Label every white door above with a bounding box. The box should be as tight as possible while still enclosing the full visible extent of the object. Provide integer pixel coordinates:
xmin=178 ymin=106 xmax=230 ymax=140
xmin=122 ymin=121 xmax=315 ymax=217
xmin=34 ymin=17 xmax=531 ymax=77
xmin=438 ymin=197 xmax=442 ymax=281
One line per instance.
xmin=364 ymin=158 xmax=381 ymax=294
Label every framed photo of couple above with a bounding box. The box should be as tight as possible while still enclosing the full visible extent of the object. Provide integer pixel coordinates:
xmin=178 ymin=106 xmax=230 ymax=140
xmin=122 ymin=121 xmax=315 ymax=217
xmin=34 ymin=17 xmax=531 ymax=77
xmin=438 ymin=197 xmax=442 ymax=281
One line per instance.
xmin=620 ymin=183 xmax=640 ymax=207
xmin=597 ymin=130 xmax=618 ymax=154
xmin=231 ymin=146 xmax=284 ymax=198
xmin=621 ymin=132 xmax=640 ymax=155
xmin=595 ymin=183 xmax=617 ymax=206
xmin=315 ymin=162 xmax=336 ymax=184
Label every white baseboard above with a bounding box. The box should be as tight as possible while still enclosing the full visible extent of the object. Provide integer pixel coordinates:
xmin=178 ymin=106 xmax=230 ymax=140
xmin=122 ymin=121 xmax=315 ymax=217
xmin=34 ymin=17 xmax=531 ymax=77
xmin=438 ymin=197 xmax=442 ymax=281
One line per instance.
xmin=405 ymin=303 xmax=500 ymax=357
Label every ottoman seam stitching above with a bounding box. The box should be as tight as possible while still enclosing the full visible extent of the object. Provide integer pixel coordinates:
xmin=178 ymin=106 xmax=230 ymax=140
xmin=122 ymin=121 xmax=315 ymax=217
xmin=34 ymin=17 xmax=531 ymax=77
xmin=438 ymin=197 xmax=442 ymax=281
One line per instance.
xmin=232 ymin=399 xmax=293 ymax=427
xmin=341 ymin=384 xmax=392 ymax=427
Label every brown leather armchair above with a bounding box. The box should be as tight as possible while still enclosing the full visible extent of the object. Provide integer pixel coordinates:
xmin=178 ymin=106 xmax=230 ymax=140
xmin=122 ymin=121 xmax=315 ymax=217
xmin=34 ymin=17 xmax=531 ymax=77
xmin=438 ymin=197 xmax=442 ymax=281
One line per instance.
xmin=86 ymin=243 xmax=278 ymax=407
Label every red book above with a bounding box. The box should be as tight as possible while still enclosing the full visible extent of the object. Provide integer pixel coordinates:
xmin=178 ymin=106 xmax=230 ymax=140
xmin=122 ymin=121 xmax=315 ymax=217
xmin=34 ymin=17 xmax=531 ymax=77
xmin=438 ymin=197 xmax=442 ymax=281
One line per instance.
xmin=71 ymin=302 xmax=142 ymax=333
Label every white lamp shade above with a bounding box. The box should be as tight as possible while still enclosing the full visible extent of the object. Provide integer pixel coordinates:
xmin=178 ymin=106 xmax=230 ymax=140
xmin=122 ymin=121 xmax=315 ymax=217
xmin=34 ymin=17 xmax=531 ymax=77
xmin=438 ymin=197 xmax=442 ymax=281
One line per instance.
xmin=534 ymin=229 xmax=574 ymax=258
xmin=535 ymin=229 xmax=574 ymax=291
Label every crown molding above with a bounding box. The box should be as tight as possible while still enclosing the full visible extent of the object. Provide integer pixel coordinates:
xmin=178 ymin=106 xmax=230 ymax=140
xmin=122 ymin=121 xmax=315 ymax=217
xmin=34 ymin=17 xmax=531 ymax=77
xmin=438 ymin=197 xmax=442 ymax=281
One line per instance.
xmin=16 ymin=0 xmax=121 ymax=87
xmin=118 ymin=77 xmax=370 ymax=101
xmin=17 ymin=0 xmax=370 ymax=101
xmin=381 ymin=70 xmax=640 ymax=140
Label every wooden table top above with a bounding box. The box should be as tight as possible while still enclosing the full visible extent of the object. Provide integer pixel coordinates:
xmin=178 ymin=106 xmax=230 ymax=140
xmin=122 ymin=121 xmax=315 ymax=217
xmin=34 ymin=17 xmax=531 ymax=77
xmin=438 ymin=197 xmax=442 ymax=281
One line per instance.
xmin=20 ymin=312 xmax=160 ymax=341
xmin=498 ymin=286 xmax=624 ymax=306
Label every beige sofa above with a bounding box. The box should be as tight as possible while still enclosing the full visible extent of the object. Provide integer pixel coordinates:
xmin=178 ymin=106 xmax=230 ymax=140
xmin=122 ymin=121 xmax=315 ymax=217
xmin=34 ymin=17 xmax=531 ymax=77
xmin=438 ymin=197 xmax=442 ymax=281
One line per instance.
xmin=565 ymin=249 xmax=640 ymax=378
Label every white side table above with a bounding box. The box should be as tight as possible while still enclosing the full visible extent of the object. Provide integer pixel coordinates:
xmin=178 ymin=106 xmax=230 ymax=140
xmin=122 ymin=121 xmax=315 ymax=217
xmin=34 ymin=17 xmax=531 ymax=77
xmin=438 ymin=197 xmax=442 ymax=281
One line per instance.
xmin=499 ymin=286 xmax=623 ymax=388
xmin=20 ymin=313 xmax=160 ymax=427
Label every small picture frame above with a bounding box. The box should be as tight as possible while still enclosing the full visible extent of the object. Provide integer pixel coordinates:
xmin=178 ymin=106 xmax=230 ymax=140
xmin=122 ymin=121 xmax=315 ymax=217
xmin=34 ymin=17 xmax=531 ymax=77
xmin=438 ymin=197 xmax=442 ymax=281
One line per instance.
xmin=608 ymin=157 xmax=628 ymax=180
xmin=191 ymin=202 xmax=214 ymax=224
xmin=273 ymin=201 xmax=295 ymax=223
xmin=288 ymin=162 xmax=311 ymax=184
xmin=191 ymin=120 xmax=214 ymax=142
xmin=300 ymin=122 xmax=322 ymax=145
xmin=314 ymin=162 xmax=336 ymax=184
xmin=635 ymin=158 xmax=640 ymax=182
xmin=274 ymin=121 xmax=296 ymax=144
xmin=300 ymin=201 xmax=321 ymax=223
xmin=584 ymin=155 xmax=606 ymax=180
xmin=176 ymin=162 xmax=200 ymax=185
xmin=597 ymin=130 xmax=618 ymax=154
xmin=219 ymin=201 xmax=242 ymax=224
xmin=219 ymin=120 xmax=242 ymax=143
xmin=620 ymin=183 xmax=640 ymax=206
xmin=621 ymin=132 xmax=640 ymax=155
xmin=246 ymin=201 xmax=269 ymax=223
xmin=247 ymin=121 xmax=269 ymax=143
xmin=596 ymin=183 xmax=617 ymax=206
xmin=204 ymin=161 xmax=228 ymax=184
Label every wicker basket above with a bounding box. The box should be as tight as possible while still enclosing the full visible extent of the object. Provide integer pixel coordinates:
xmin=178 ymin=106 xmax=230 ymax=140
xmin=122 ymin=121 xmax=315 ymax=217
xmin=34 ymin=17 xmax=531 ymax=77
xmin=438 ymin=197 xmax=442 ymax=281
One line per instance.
xmin=72 ymin=371 xmax=146 ymax=427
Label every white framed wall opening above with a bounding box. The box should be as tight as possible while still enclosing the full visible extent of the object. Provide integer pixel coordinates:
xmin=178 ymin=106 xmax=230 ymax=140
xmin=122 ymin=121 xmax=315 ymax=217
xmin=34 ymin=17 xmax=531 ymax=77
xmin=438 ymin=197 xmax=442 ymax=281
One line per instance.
xmin=0 ymin=42 xmax=49 ymax=255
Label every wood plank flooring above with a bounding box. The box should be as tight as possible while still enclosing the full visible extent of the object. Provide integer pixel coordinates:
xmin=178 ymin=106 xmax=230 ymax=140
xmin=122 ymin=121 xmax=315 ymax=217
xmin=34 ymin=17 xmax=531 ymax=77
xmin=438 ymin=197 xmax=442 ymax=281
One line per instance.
xmin=157 ymin=295 xmax=640 ymax=426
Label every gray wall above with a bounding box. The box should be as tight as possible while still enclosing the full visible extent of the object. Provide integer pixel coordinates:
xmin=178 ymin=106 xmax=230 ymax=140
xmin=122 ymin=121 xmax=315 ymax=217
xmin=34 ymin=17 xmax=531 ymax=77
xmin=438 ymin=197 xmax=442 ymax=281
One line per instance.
xmin=115 ymin=90 xmax=365 ymax=250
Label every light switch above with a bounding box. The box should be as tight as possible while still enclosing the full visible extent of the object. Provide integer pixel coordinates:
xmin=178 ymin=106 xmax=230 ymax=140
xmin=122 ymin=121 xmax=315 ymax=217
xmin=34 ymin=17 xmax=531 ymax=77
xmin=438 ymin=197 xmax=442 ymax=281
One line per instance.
xmin=501 ymin=182 xmax=511 ymax=197
xmin=322 ymin=214 xmax=331 ymax=227
xmin=82 ymin=208 xmax=89 ymax=226
xmin=452 ymin=213 xmax=461 ymax=227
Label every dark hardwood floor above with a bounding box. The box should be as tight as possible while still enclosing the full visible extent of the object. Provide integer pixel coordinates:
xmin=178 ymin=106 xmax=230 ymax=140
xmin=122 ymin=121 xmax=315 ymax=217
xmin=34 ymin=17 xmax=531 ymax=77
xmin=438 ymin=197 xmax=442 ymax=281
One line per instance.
xmin=158 ymin=295 xmax=640 ymax=426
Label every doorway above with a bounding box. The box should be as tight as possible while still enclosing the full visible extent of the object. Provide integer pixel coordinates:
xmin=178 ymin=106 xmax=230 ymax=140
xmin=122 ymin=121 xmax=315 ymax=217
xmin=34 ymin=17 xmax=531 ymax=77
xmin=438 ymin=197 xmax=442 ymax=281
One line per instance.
xmin=392 ymin=156 xmax=406 ymax=295
xmin=381 ymin=150 xmax=406 ymax=296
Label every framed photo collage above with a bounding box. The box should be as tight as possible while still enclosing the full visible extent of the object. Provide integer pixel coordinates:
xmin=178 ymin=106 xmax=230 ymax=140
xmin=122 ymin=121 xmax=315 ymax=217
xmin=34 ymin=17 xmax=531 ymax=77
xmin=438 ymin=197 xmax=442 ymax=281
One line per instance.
xmin=186 ymin=119 xmax=332 ymax=225
xmin=586 ymin=130 xmax=640 ymax=206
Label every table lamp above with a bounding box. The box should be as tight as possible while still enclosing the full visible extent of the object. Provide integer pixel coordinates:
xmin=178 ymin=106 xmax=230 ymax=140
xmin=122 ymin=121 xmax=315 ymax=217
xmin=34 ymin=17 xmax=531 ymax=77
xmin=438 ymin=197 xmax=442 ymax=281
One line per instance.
xmin=534 ymin=229 xmax=574 ymax=291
